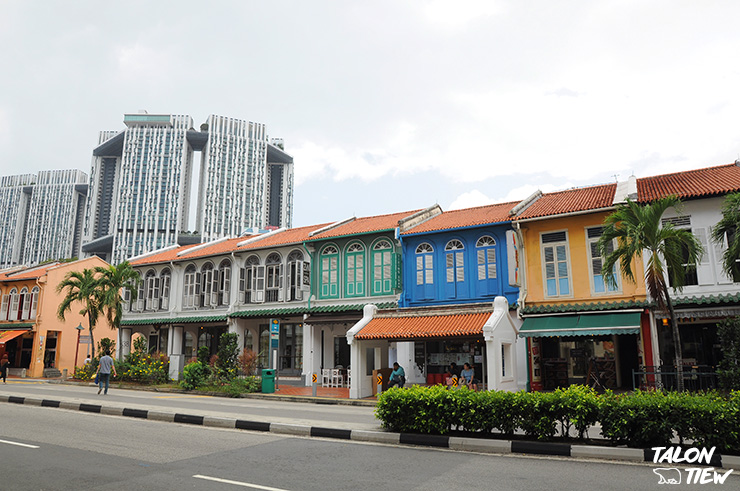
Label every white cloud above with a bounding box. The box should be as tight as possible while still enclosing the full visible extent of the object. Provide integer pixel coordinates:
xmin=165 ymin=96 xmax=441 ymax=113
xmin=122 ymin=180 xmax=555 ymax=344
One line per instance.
xmin=448 ymin=190 xmax=495 ymax=210
xmin=420 ymin=0 xmax=502 ymax=30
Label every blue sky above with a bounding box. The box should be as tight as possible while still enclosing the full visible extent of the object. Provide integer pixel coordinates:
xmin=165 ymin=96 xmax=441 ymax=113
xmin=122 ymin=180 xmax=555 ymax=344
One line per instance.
xmin=2 ymin=1 xmax=740 ymax=228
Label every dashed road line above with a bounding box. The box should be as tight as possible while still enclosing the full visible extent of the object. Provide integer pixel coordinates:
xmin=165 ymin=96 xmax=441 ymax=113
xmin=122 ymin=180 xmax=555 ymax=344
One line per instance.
xmin=193 ymin=474 xmax=291 ymax=490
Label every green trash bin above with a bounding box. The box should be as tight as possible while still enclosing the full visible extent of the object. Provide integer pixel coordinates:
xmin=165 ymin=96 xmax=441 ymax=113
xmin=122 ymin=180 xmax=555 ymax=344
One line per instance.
xmin=261 ymin=369 xmax=275 ymax=393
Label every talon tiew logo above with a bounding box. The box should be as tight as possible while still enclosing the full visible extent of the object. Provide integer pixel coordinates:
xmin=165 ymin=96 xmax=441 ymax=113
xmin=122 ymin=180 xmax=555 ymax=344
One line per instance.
xmin=651 ymin=447 xmax=734 ymax=485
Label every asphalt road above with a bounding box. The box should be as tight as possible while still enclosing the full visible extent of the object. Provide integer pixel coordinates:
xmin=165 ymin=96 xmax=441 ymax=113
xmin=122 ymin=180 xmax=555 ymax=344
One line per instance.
xmin=0 ymin=403 xmax=688 ymax=491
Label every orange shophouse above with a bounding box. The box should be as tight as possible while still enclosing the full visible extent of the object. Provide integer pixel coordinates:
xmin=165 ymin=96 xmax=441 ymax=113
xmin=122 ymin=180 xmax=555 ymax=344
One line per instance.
xmin=0 ymin=257 xmax=117 ymax=378
xmin=513 ymin=180 xmax=656 ymax=391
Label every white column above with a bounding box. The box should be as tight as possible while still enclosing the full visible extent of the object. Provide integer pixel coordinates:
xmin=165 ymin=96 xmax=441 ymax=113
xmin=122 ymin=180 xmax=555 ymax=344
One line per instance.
xmin=169 ymin=325 xmax=184 ymax=381
xmin=119 ymin=328 xmax=132 ymax=359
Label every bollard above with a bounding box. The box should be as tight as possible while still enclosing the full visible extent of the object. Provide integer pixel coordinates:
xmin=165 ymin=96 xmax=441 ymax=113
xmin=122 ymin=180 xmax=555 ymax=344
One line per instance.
xmin=376 ymin=373 xmax=383 ymax=395
xmin=312 ymin=372 xmax=318 ymax=397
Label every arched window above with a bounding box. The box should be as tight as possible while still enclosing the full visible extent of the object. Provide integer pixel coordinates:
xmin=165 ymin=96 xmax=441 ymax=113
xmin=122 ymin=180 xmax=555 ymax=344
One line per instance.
xmin=345 ymin=242 xmax=365 ymax=297
xmin=475 ymin=236 xmax=498 ymax=296
xmin=200 ymin=263 xmax=214 ymax=307
xmin=29 ymin=287 xmax=39 ymax=319
xmin=319 ymin=245 xmax=339 ymax=298
xmin=239 ymin=255 xmax=262 ymax=303
xmin=265 ymin=253 xmax=282 ymax=302
xmin=8 ymin=288 xmax=19 ymax=321
xmin=415 ymin=243 xmax=435 ymax=300
xmin=159 ymin=269 xmax=171 ymax=310
xmin=144 ymin=270 xmax=158 ymax=311
xmin=217 ymin=259 xmax=232 ymax=305
xmin=371 ymin=240 xmax=394 ymax=295
xmin=445 ymin=239 xmax=466 ymax=298
xmin=0 ymin=288 xmax=8 ymax=321
xmin=286 ymin=250 xmax=306 ymax=301
xmin=19 ymin=287 xmax=30 ymax=320
xmin=183 ymin=265 xmax=199 ymax=308
xmin=476 ymin=236 xmax=497 ymax=280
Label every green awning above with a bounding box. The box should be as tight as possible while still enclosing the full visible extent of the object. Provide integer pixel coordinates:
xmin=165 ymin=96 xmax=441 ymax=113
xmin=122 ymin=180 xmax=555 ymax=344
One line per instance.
xmin=519 ymin=312 xmax=641 ymax=337
xmin=121 ymin=315 xmax=227 ymax=326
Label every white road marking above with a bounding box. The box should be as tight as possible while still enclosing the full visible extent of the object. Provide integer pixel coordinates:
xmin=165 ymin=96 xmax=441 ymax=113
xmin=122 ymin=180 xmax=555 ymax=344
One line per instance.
xmin=193 ymin=474 xmax=291 ymax=490
xmin=0 ymin=438 xmax=39 ymax=448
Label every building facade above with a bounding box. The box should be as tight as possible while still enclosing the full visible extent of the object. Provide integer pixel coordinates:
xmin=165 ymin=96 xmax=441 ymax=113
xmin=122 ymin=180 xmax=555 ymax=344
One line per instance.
xmin=0 ymin=257 xmax=117 ymax=378
xmin=514 ymin=182 xmax=655 ymax=391
xmin=0 ymin=170 xmax=88 ymax=268
xmin=82 ymin=112 xmax=293 ymax=265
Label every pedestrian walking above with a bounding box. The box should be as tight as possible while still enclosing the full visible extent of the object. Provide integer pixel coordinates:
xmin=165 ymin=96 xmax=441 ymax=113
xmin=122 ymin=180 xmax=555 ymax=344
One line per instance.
xmin=1 ymin=353 xmax=9 ymax=383
xmin=96 ymin=349 xmax=117 ymax=395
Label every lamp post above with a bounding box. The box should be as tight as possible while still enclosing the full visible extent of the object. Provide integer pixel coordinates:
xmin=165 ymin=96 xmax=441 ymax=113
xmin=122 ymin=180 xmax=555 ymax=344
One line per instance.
xmin=74 ymin=323 xmax=84 ymax=368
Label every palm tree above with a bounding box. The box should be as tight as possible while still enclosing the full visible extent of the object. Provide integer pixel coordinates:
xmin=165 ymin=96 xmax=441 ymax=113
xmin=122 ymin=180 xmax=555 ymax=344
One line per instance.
xmin=710 ymin=191 xmax=740 ymax=281
xmin=57 ymin=268 xmax=103 ymax=359
xmin=598 ymin=196 xmax=702 ymax=391
xmin=95 ymin=261 xmax=141 ymax=332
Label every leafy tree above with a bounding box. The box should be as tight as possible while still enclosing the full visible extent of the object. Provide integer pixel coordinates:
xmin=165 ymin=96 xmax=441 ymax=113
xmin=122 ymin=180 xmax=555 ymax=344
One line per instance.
xmin=57 ymin=269 xmax=103 ymax=358
xmin=215 ymin=332 xmax=240 ymax=381
xmin=710 ymin=191 xmax=740 ymax=281
xmin=95 ymin=261 xmax=141 ymax=332
xmin=716 ymin=317 xmax=740 ymax=390
xmin=598 ymin=196 xmax=702 ymax=391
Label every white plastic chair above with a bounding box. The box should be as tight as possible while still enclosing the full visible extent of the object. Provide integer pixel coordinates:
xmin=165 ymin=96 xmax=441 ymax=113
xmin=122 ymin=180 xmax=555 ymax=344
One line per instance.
xmin=321 ymin=369 xmax=331 ymax=387
xmin=331 ymin=368 xmax=343 ymax=387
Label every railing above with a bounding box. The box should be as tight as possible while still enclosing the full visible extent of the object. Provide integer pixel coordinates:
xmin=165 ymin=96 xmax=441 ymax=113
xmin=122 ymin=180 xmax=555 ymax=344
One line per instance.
xmin=632 ymin=365 xmax=719 ymax=391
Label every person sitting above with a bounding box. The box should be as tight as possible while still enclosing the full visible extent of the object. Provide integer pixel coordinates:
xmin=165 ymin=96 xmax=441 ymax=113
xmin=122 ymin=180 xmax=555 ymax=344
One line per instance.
xmin=445 ymin=362 xmax=459 ymax=388
xmin=387 ymin=362 xmax=406 ymax=388
xmin=460 ymin=362 xmax=478 ymax=390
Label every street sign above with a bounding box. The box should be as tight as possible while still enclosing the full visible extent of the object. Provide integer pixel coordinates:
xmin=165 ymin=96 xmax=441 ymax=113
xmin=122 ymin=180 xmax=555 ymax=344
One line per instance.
xmin=376 ymin=374 xmax=382 ymax=385
xmin=79 ymin=335 xmax=91 ymax=344
xmin=312 ymin=373 xmax=317 ymax=384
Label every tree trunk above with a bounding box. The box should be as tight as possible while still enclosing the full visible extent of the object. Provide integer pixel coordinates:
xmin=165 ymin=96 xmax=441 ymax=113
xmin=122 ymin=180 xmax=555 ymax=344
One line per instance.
xmin=662 ymin=284 xmax=684 ymax=392
xmin=88 ymin=316 xmax=96 ymax=359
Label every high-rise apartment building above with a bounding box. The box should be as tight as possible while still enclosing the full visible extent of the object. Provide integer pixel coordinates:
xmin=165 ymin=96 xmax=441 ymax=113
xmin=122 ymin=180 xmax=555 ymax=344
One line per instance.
xmin=0 ymin=170 xmax=88 ymax=268
xmin=82 ymin=112 xmax=293 ymax=264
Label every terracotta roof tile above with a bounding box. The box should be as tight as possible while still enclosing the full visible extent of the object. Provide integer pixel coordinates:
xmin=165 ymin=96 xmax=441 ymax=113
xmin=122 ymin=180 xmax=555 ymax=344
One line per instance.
xmin=637 ymin=163 xmax=740 ymax=202
xmin=129 ymin=223 xmax=334 ymax=266
xmin=306 ymin=210 xmax=422 ymax=241
xmin=355 ymin=311 xmax=491 ymax=340
xmin=516 ymin=183 xmax=617 ymax=220
xmin=0 ymin=262 xmax=60 ymax=281
xmin=402 ymin=202 xmax=517 ymax=235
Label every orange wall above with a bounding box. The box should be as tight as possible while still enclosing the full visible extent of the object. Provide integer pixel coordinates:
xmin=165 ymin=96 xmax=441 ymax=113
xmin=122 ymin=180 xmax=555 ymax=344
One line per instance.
xmin=520 ymin=211 xmax=647 ymax=307
xmin=20 ymin=257 xmax=118 ymax=378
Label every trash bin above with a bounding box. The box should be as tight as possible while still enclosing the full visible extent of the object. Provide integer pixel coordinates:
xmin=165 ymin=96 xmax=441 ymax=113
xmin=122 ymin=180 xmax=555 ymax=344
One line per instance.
xmin=261 ymin=369 xmax=275 ymax=393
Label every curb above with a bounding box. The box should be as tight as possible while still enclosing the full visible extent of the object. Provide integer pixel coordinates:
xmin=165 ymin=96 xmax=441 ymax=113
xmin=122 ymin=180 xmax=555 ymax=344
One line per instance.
xmin=3 ymin=394 xmax=737 ymax=470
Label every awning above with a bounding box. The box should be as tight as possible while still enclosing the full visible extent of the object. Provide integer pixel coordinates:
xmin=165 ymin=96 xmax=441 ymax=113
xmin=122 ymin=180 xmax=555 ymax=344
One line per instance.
xmin=519 ymin=312 xmax=641 ymax=337
xmin=0 ymin=330 xmax=28 ymax=345
xmin=355 ymin=312 xmax=491 ymax=341
xmin=120 ymin=315 xmax=227 ymax=326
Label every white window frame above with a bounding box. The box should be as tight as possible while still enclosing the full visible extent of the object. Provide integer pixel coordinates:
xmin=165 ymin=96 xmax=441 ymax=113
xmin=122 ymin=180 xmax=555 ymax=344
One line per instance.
xmin=20 ymin=287 xmax=30 ymax=320
xmin=476 ymin=236 xmax=497 ymax=281
xmin=415 ymin=243 xmax=434 ymax=286
xmin=445 ymin=240 xmax=465 ymax=284
xmin=585 ymin=226 xmax=621 ymax=295
xmin=541 ymin=231 xmax=572 ymax=298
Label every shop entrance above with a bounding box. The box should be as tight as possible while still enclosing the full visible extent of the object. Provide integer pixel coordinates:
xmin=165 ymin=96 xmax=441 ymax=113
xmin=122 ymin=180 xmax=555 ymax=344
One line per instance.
xmin=539 ymin=335 xmax=638 ymax=390
xmin=424 ymin=338 xmax=485 ymax=386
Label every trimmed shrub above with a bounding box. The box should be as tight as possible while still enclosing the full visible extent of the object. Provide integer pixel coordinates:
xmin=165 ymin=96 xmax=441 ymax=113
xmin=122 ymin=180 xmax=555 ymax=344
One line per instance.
xmin=180 ymin=361 xmax=209 ymax=390
xmin=599 ymin=390 xmax=675 ymax=447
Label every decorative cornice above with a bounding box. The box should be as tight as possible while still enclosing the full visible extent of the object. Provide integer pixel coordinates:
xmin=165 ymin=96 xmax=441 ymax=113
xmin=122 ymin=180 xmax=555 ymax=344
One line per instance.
xmin=521 ymin=300 xmax=650 ymax=315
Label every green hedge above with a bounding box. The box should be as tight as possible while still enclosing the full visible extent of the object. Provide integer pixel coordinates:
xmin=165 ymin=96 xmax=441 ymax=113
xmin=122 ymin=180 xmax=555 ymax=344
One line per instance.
xmin=375 ymin=386 xmax=740 ymax=454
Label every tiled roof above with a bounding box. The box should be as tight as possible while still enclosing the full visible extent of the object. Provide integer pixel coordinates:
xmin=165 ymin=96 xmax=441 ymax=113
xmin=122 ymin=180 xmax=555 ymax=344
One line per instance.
xmin=0 ymin=262 xmax=60 ymax=282
xmin=305 ymin=210 xmax=421 ymax=241
xmin=236 ymin=223 xmax=332 ymax=250
xmin=130 ymin=223 xmax=333 ymax=266
xmin=230 ymin=307 xmax=310 ymax=318
xmin=355 ymin=311 xmax=491 ymax=340
xmin=120 ymin=315 xmax=227 ymax=326
xmin=637 ymin=163 xmax=740 ymax=202
xmin=515 ymin=183 xmax=617 ymax=220
xmin=401 ymin=202 xmax=517 ymax=235
xmin=672 ymin=292 xmax=740 ymax=308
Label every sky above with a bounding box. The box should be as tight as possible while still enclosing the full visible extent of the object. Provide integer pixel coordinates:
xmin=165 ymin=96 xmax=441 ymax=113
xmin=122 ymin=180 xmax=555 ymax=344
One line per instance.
xmin=2 ymin=1 xmax=740 ymax=229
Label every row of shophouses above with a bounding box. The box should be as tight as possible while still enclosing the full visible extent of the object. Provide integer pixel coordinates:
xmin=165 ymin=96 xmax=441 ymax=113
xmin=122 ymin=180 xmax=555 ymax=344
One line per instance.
xmin=2 ymin=162 xmax=740 ymax=397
